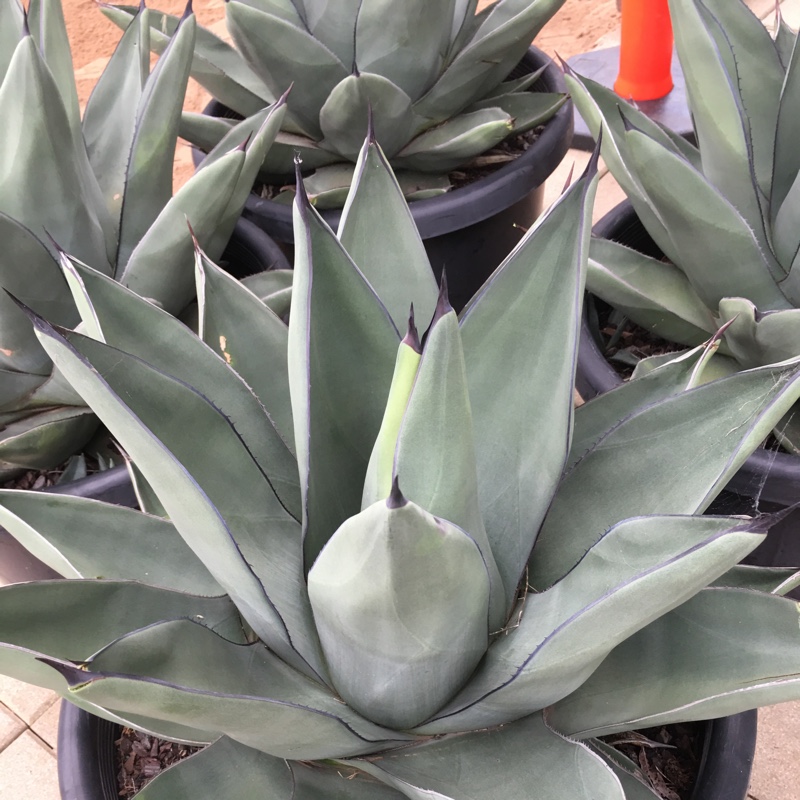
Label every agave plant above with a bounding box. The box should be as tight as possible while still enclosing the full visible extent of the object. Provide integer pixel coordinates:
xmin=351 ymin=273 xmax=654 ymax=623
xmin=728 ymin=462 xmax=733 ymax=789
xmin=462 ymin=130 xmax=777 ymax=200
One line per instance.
xmin=2 ymin=137 xmax=800 ymax=800
xmin=0 ymin=0 xmax=284 ymax=478
xmin=567 ymin=0 xmax=800 ymax=450
xmin=103 ymin=0 xmax=569 ymax=206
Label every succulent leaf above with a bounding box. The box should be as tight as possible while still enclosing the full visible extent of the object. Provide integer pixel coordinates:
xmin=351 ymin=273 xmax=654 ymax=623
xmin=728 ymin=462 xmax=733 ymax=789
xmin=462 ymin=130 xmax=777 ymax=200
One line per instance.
xmin=531 ymin=360 xmax=800 ymax=587
xmin=57 ymin=619 xmax=413 ymax=760
xmin=289 ymin=177 xmax=400 ymax=568
xmin=309 ymin=493 xmax=490 ymax=730
xmin=348 ymin=712 xmax=624 ymax=800
xmin=27 ymin=0 xmax=81 ymax=136
xmin=459 ymin=154 xmax=597 ymax=611
xmin=338 ymin=136 xmax=439 ymax=330
xmin=550 ymin=587 xmax=800 ymax=738
xmin=0 ymin=492 xmax=222 ymax=593
xmin=393 ymin=291 xmax=506 ymax=630
xmin=319 ymin=72 xmax=415 ymax=161
xmin=588 ymin=238 xmax=716 ymax=345
xmin=101 ymin=4 xmax=273 ymax=116
xmin=0 ymin=34 xmax=113 ymax=271
xmin=226 ymin=1 xmax=348 ymax=139
xmin=196 ymin=247 xmax=295 ymax=451
xmin=31 ymin=318 xmax=323 ymax=680
xmin=394 ymin=108 xmax=513 ymax=172
xmin=419 ymin=514 xmax=764 ymax=733
xmin=115 ymin=10 xmax=196 ymax=270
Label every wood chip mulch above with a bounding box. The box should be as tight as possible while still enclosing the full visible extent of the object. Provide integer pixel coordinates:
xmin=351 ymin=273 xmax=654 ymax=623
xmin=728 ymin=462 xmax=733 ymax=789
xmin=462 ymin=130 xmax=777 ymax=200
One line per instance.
xmin=116 ymin=728 xmax=202 ymax=797
xmin=604 ymin=722 xmax=703 ymax=800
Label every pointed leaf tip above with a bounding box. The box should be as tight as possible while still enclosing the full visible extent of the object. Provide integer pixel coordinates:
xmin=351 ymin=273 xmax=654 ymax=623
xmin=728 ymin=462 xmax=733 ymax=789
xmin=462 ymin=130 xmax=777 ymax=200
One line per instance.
xmin=421 ymin=273 xmax=453 ymax=345
xmin=294 ymin=157 xmax=310 ymax=207
xmin=42 ymin=229 xmax=67 ymax=256
xmin=180 ymin=0 xmax=194 ymax=21
xmin=21 ymin=7 xmax=30 ymax=37
xmin=367 ymin=102 xmax=376 ymax=144
xmin=237 ymin=133 xmax=253 ymax=152
xmin=276 ymin=84 xmax=293 ymax=108
xmin=34 ymin=657 xmax=87 ymax=687
xmin=560 ymin=163 xmax=575 ymax=194
xmin=387 ymin=475 xmax=407 ymax=509
xmin=402 ymin=305 xmax=421 ymax=353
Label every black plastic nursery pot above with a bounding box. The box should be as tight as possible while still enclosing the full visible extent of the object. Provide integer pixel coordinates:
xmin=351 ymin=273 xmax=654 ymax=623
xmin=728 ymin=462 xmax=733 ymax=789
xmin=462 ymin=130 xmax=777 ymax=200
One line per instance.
xmin=56 ymin=702 xmax=757 ymax=800
xmin=577 ymin=201 xmax=800 ymax=598
xmin=0 ymin=217 xmax=289 ymax=585
xmin=197 ymin=46 xmax=573 ymax=312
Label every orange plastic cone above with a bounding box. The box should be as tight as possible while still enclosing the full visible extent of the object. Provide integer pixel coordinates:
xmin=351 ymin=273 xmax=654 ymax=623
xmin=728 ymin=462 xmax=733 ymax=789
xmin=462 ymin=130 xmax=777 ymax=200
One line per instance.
xmin=614 ymin=0 xmax=674 ymax=101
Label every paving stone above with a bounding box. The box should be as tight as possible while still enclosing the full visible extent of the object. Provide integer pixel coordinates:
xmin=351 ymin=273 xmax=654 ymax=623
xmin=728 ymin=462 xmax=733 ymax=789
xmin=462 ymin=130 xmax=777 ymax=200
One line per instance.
xmin=0 ymin=675 xmax=57 ymax=727
xmin=748 ymin=701 xmax=800 ymax=800
xmin=31 ymin=702 xmax=61 ymax=755
xmin=0 ymin=704 xmax=25 ymax=753
xmin=0 ymin=730 xmax=59 ymax=800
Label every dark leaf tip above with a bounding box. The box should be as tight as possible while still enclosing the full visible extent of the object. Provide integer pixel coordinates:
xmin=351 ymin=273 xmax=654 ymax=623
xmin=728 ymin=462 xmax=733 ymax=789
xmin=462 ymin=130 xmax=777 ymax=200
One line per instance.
xmin=387 ymin=475 xmax=407 ymax=509
xmin=180 ymin=0 xmax=194 ymax=21
xmin=294 ymin=156 xmax=310 ymax=208
xmin=402 ymin=304 xmax=421 ymax=353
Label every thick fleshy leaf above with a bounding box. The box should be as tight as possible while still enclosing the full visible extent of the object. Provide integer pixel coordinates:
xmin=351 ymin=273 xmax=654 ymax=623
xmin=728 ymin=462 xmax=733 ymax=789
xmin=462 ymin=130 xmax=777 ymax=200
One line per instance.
xmin=394 ymin=108 xmax=513 ymax=172
xmin=115 ymin=11 xmax=196 ymax=270
xmin=27 ymin=0 xmax=81 ymax=135
xmin=711 ymin=564 xmax=800 ymax=595
xmin=309 ymin=493 xmax=490 ymax=730
xmin=667 ymin=0 xmax=766 ymax=245
xmin=465 ymin=91 xmax=566 ymax=134
xmin=588 ymin=238 xmax=716 ymax=346
xmin=0 ymin=214 xmax=74 ymax=375
xmin=80 ymin=3 xmax=149 ymax=227
xmin=393 ymin=295 xmax=505 ymax=629
xmin=119 ymin=148 xmax=245 ymax=312
xmin=530 ymin=360 xmax=800 ymax=588
xmin=0 ymin=580 xmax=240 ymax=693
xmin=622 ymin=124 xmax=787 ymax=306
xmin=419 ymin=514 xmax=763 ymax=733
xmin=0 ymin=406 xmax=97 ymax=477
xmin=261 ymin=131 xmax=343 ymax=175
xmin=550 ymin=587 xmax=800 ymax=738
xmin=194 ymin=100 xmax=288 ymax=262
xmin=319 ymin=72 xmax=415 ymax=160
xmin=101 ymin=5 xmax=273 ymax=116
xmin=338 ymin=136 xmax=438 ymax=330
xmin=141 ymin=741 xmax=406 ymax=800
xmin=413 ymin=0 xmax=567 ymax=124
xmin=362 ymin=328 xmax=421 ymax=507
xmin=136 ymin=738 xmax=293 ymax=800
xmin=348 ymin=712 xmax=624 ymax=800
xmin=0 ymin=0 xmax=24 ymax=79
xmin=772 ymin=169 xmax=800 ymax=271
xmin=56 ymin=619 xmax=412 ymax=760
xmin=178 ymin=111 xmax=235 ymax=154
xmin=0 ymin=34 xmax=112 ymax=271
xmin=772 ymin=20 xmax=800 ymax=223
xmin=568 ymin=344 xmax=720 ymax=473
xmin=289 ymin=0 xmax=360 ymax=65
xmin=693 ymin=0 xmax=784 ymax=200
xmin=716 ymin=298 xmax=800 ymax=370
xmin=31 ymin=319 xmax=324 ymax=681
xmin=458 ymin=153 xmax=597 ymax=611
xmin=289 ymin=181 xmax=400 ymax=568
xmin=352 ymin=0 xmax=454 ymax=99
xmin=240 ymin=269 xmax=293 ymax=316
xmin=126 ymin=459 xmax=169 ymax=518
xmin=63 ymin=257 xmax=300 ymax=517
xmin=196 ymin=248 xmax=294 ymax=451
xmin=0 ymin=492 xmax=222 ymax=594
xmin=226 ymin=2 xmax=348 ymax=139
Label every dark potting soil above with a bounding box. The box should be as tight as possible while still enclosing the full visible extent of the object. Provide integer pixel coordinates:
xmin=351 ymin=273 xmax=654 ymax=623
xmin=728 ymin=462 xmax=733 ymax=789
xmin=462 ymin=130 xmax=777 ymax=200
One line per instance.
xmin=604 ymin=722 xmax=704 ymax=800
xmin=257 ymin=127 xmax=544 ymax=200
xmin=117 ymin=728 xmax=202 ymax=797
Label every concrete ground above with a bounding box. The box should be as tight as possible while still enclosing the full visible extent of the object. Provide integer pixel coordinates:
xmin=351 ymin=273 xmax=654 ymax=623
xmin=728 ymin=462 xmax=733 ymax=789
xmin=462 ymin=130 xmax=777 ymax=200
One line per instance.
xmin=1 ymin=0 xmax=799 ymax=798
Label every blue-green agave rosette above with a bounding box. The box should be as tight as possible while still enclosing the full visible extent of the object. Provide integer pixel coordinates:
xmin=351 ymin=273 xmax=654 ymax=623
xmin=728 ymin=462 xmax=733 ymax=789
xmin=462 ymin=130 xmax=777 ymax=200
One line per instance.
xmin=103 ymin=0 xmax=569 ymax=205
xmin=569 ymin=0 xmax=800 ymax=451
xmin=1 ymin=137 xmax=800 ymax=799
xmin=0 ymin=0 xmax=283 ymax=477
